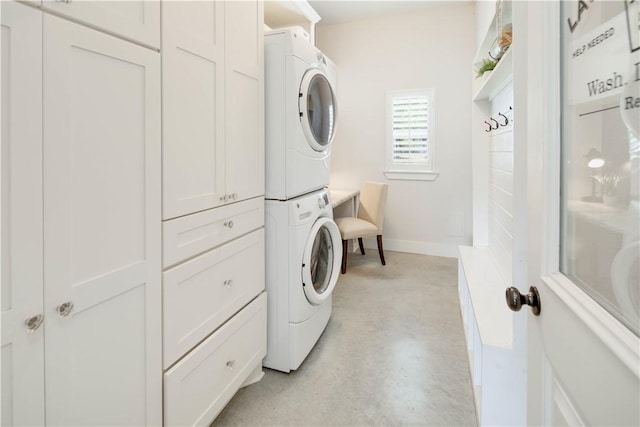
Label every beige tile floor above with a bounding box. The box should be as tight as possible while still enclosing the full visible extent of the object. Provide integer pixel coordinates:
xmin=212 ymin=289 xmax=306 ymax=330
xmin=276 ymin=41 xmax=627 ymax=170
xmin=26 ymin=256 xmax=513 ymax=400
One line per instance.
xmin=214 ymin=250 xmax=477 ymax=426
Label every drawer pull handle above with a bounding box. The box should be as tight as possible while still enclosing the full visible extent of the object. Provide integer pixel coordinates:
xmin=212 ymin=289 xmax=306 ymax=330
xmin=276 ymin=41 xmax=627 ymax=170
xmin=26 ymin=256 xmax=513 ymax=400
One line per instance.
xmin=56 ymin=301 xmax=74 ymax=318
xmin=224 ymin=279 xmax=233 ymax=288
xmin=226 ymin=360 xmax=236 ymax=369
xmin=224 ymin=220 xmax=234 ymax=228
xmin=25 ymin=314 xmax=44 ymax=332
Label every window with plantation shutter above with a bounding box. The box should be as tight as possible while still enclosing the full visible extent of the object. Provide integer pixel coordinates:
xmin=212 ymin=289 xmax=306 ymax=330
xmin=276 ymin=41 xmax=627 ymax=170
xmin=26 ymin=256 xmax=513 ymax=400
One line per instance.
xmin=385 ymin=89 xmax=439 ymax=181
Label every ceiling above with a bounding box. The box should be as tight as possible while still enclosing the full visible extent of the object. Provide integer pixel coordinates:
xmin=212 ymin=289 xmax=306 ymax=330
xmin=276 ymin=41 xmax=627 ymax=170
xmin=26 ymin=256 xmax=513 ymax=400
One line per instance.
xmin=307 ymin=0 xmax=470 ymax=26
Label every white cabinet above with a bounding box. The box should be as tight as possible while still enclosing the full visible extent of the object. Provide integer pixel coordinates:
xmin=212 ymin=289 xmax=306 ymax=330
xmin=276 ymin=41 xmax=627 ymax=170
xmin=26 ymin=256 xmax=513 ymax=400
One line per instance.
xmin=161 ymin=0 xmax=225 ymax=220
xmin=160 ymin=1 xmax=266 ymax=424
xmin=224 ymin=0 xmax=264 ymax=207
xmin=1 ymin=3 xmax=45 ymax=426
xmin=164 ymin=228 xmax=265 ymax=367
xmin=164 ymin=293 xmax=267 ymax=427
xmin=41 ymin=0 xmax=160 ymax=48
xmin=162 ymin=0 xmax=264 ymax=220
xmin=1 ymin=4 xmax=162 ymax=425
xmin=43 ymin=14 xmax=162 ymax=425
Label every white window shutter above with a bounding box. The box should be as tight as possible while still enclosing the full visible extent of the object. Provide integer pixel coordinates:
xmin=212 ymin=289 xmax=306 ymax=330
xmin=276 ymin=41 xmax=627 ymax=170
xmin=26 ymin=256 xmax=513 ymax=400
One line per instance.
xmin=391 ymin=96 xmax=430 ymax=164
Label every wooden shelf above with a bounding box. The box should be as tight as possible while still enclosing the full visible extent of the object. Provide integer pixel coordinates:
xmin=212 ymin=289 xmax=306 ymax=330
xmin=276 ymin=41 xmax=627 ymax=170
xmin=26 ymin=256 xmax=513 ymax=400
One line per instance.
xmin=472 ymin=48 xmax=513 ymax=102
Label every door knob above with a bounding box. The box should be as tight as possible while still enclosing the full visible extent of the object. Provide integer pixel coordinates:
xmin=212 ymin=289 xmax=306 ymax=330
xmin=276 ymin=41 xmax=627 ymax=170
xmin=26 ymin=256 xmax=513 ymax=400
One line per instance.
xmin=505 ymin=286 xmax=541 ymax=316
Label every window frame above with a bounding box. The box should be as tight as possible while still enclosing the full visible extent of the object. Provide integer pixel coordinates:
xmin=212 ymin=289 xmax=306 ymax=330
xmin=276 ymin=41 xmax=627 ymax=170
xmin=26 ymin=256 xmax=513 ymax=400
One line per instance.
xmin=384 ymin=88 xmax=439 ymax=181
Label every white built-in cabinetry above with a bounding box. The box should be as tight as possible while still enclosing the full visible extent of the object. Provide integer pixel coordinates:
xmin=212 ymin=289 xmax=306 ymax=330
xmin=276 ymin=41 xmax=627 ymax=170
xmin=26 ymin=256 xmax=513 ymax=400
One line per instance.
xmin=459 ymin=1 xmax=522 ymax=425
xmin=2 ymin=0 xmax=265 ymax=425
xmin=160 ymin=1 xmax=266 ymax=425
xmin=2 ymin=1 xmax=162 ymax=425
xmin=162 ymin=0 xmax=264 ymax=220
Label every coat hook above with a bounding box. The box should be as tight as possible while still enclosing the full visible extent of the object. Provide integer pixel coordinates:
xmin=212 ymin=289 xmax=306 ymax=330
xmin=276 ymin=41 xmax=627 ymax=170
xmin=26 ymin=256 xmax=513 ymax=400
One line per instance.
xmin=490 ymin=117 xmax=500 ymax=130
xmin=484 ymin=120 xmax=493 ymax=132
xmin=498 ymin=112 xmax=509 ymax=126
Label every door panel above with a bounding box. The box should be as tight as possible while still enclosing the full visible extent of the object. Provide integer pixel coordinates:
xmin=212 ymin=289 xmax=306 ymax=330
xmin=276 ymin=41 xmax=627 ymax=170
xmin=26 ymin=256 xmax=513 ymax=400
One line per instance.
xmin=515 ymin=1 xmax=640 ymax=425
xmin=41 ymin=0 xmax=160 ymax=48
xmin=0 ymin=3 xmax=44 ymax=425
xmin=43 ymin=14 xmax=161 ymax=425
xmin=162 ymin=0 xmax=225 ymax=219
xmin=225 ymin=0 xmax=264 ymax=202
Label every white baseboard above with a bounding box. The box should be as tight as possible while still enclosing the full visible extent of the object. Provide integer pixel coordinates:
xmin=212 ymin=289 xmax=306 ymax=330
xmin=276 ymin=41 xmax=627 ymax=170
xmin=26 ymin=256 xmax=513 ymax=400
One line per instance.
xmin=361 ymin=237 xmax=464 ymax=259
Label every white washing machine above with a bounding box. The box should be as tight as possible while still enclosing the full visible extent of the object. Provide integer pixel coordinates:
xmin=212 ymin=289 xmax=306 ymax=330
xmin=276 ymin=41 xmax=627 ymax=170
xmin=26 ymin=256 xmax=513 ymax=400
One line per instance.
xmin=264 ymin=27 xmax=338 ymax=201
xmin=263 ymin=188 xmax=342 ymax=372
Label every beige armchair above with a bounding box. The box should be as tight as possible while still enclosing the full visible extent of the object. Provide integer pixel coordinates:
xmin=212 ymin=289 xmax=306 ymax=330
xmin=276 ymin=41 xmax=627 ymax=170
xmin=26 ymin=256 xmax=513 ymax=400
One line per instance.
xmin=334 ymin=181 xmax=389 ymax=274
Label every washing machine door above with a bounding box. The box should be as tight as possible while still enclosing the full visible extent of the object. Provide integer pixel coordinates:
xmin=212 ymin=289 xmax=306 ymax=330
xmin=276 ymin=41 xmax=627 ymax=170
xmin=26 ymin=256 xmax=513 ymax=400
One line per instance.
xmin=301 ymin=216 xmax=342 ymax=305
xmin=299 ymin=69 xmax=337 ymax=152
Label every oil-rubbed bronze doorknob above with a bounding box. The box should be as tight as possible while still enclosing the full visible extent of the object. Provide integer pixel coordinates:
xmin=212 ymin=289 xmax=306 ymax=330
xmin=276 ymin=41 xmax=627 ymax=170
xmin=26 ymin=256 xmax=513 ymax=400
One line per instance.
xmin=505 ymin=286 xmax=541 ymax=316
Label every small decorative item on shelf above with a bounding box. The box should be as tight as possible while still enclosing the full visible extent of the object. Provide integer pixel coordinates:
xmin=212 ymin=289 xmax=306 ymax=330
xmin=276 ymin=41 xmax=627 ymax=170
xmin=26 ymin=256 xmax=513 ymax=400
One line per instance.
xmin=490 ymin=0 xmax=513 ymax=60
xmin=475 ymin=58 xmax=497 ymax=80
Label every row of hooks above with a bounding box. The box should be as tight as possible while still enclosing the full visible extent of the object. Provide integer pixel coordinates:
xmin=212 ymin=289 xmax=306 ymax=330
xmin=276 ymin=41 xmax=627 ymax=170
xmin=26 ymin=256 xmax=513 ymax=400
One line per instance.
xmin=484 ymin=106 xmax=513 ymax=132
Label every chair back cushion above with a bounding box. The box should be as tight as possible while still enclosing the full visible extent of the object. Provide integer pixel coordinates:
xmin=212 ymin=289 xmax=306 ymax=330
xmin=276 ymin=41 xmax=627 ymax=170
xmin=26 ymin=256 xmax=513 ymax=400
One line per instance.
xmin=357 ymin=181 xmax=389 ymax=232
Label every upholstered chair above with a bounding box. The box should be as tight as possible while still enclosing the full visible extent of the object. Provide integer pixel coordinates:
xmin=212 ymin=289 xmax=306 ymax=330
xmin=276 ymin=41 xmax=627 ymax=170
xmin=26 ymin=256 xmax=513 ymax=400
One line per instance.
xmin=334 ymin=181 xmax=389 ymax=274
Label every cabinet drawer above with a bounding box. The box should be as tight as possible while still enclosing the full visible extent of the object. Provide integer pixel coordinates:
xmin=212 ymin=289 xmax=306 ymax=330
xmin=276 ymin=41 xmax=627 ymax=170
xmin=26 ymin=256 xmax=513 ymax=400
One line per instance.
xmin=164 ymin=293 xmax=267 ymax=427
xmin=163 ymin=197 xmax=264 ymax=268
xmin=163 ymin=229 xmax=265 ymax=367
xmin=41 ymin=1 xmax=160 ymax=49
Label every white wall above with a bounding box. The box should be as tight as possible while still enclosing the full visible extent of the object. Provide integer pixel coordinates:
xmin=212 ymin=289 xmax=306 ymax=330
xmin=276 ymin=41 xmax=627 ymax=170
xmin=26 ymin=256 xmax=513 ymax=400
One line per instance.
xmin=316 ymin=3 xmax=475 ymax=258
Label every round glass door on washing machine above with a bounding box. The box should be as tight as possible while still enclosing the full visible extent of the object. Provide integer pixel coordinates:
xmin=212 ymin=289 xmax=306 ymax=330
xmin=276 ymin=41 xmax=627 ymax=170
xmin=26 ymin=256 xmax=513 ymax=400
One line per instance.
xmin=299 ymin=69 xmax=337 ymax=151
xmin=302 ymin=217 xmax=342 ymax=305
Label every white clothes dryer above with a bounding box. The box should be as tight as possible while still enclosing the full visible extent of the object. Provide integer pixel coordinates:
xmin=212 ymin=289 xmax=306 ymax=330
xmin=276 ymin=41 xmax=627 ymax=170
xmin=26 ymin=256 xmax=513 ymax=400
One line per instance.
xmin=264 ymin=27 xmax=338 ymax=201
xmin=263 ymin=188 xmax=342 ymax=372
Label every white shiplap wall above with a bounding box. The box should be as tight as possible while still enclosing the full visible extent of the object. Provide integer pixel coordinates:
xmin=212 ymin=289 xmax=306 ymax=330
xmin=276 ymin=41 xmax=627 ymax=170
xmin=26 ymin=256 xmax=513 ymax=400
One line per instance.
xmin=488 ymin=86 xmax=514 ymax=281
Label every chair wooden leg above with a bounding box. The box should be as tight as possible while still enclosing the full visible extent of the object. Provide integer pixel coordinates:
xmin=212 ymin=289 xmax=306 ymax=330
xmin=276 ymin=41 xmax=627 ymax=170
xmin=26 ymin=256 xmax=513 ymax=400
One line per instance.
xmin=377 ymin=235 xmax=386 ymax=265
xmin=358 ymin=237 xmax=365 ymax=255
xmin=341 ymin=240 xmax=348 ymax=274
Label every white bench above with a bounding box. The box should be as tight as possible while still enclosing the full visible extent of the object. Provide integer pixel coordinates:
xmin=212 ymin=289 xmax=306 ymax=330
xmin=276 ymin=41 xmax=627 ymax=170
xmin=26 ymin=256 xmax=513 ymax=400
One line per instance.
xmin=458 ymin=245 xmax=518 ymax=426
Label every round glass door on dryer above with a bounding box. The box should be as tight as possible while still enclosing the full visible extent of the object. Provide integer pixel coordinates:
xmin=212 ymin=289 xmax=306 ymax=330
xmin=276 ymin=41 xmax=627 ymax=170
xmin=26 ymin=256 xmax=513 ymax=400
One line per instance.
xmin=299 ymin=68 xmax=337 ymax=152
xmin=301 ymin=216 xmax=341 ymax=305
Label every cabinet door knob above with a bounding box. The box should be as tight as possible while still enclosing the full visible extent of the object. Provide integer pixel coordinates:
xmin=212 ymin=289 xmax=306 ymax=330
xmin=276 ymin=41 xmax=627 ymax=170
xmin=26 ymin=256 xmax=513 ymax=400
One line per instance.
xmin=224 ymin=220 xmax=234 ymax=228
xmin=56 ymin=301 xmax=74 ymax=318
xmin=25 ymin=314 xmax=44 ymax=332
xmin=231 ymin=193 xmax=237 ymax=200
xmin=226 ymin=360 xmax=236 ymax=369
xmin=223 ymin=279 xmax=233 ymax=288
xmin=220 ymin=194 xmax=228 ymax=202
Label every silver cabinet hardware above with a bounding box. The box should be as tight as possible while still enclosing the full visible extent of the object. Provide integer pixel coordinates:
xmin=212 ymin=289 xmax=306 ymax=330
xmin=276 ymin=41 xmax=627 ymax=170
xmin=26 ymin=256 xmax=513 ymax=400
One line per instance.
xmin=219 ymin=194 xmax=228 ymax=202
xmin=230 ymin=193 xmax=237 ymax=200
xmin=223 ymin=279 xmax=233 ymax=288
xmin=56 ymin=301 xmax=74 ymax=318
xmin=25 ymin=314 xmax=44 ymax=332
xmin=226 ymin=360 xmax=236 ymax=369
xmin=224 ymin=220 xmax=234 ymax=228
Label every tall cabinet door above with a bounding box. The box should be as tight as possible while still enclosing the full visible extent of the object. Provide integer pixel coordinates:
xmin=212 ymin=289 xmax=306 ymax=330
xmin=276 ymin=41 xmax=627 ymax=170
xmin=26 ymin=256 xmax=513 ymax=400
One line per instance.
xmin=42 ymin=14 xmax=162 ymax=426
xmin=1 ymin=3 xmax=45 ymax=426
xmin=225 ymin=0 xmax=264 ymax=202
xmin=162 ymin=0 xmax=225 ymax=220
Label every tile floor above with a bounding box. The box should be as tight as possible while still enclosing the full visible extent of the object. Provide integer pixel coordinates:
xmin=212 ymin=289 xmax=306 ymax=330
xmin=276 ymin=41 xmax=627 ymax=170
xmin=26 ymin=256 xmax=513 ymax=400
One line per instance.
xmin=214 ymin=250 xmax=477 ymax=426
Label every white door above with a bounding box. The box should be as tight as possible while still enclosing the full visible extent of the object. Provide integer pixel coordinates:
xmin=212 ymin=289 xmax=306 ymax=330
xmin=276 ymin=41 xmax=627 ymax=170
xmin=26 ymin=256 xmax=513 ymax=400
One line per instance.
xmin=41 ymin=0 xmax=160 ymax=48
xmin=1 ymin=3 xmax=44 ymax=425
xmin=225 ymin=0 xmax=264 ymax=203
xmin=42 ymin=14 xmax=162 ymax=425
xmin=513 ymin=2 xmax=640 ymax=425
xmin=162 ymin=0 xmax=226 ymax=219
xmin=299 ymin=69 xmax=338 ymax=152
xmin=302 ymin=217 xmax=342 ymax=305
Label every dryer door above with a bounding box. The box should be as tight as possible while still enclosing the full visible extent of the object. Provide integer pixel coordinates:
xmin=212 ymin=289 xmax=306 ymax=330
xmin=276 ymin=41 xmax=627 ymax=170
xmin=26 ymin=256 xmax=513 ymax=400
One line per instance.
xmin=299 ymin=69 xmax=337 ymax=152
xmin=301 ymin=216 xmax=342 ymax=305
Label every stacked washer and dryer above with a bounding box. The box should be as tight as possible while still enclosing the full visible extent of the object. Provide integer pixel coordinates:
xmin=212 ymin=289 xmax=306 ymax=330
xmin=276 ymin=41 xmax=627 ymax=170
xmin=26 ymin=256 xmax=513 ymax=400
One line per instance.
xmin=263 ymin=27 xmax=341 ymax=373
